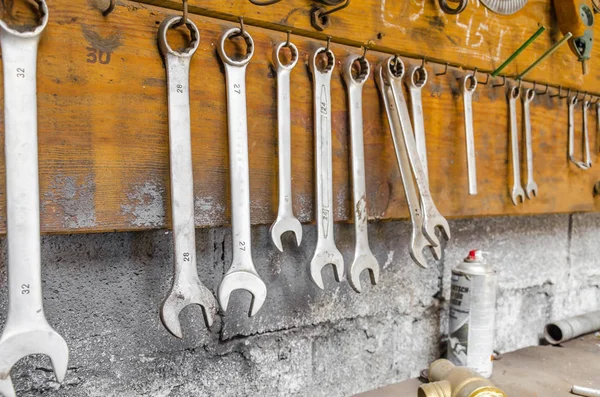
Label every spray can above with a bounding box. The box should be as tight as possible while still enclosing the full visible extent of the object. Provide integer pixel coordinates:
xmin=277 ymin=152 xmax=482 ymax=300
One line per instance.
xmin=448 ymin=250 xmax=497 ymax=378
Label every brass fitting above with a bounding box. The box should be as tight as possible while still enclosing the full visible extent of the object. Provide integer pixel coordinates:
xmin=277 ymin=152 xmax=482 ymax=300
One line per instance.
xmin=418 ymin=359 xmax=507 ymax=397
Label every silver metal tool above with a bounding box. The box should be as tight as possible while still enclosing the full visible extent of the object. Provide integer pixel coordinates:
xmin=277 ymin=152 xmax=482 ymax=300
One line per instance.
xmin=597 ymin=101 xmax=600 ymax=153
xmin=480 ymin=0 xmax=527 ymax=15
xmin=522 ymin=88 xmax=538 ymax=199
xmin=375 ymin=61 xmax=442 ymax=268
xmin=583 ymin=100 xmax=593 ymax=168
xmin=157 ymin=16 xmax=218 ymax=338
xmin=309 ymin=46 xmax=344 ymax=289
xmin=0 ymin=378 xmax=14 ymax=397
xmin=568 ymin=96 xmax=590 ymax=170
xmin=459 ymin=74 xmax=478 ymax=195
xmin=405 ymin=65 xmax=430 ymax=182
xmin=270 ymin=40 xmax=302 ymax=252
xmin=0 ymin=1 xmax=69 ymax=392
xmin=508 ymin=86 xmax=525 ymax=205
xmin=217 ymin=27 xmax=267 ymax=315
xmin=342 ymin=54 xmax=380 ymax=293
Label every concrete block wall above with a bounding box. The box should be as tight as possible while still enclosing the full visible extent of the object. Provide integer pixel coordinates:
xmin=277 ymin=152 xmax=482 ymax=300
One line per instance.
xmin=0 ymin=213 xmax=598 ymax=396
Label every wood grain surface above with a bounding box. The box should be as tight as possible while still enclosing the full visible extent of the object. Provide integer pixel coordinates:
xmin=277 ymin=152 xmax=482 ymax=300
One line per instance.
xmin=0 ymin=0 xmax=597 ymax=234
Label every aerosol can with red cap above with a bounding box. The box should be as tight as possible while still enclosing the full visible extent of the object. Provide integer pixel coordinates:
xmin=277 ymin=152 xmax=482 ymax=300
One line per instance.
xmin=448 ymin=250 xmax=498 ymax=378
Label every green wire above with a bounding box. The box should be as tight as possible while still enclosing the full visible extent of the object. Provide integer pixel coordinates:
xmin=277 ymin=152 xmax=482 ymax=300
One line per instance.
xmin=516 ymin=32 xmax=573 ymax=81
xmin=491 ymin=26 xmax=546 ymax=77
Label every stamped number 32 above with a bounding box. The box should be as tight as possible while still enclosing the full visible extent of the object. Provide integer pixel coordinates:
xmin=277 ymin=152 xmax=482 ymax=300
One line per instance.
xmin=16 ymin=68 xmax=25 ymax=78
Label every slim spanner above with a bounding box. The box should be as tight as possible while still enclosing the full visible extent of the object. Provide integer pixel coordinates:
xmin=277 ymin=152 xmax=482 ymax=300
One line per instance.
xmin=217 ymin=27 xmax=267 ymax=315
xmin=583 ymin=99 xmax=592 ymax=168
xmin=405 ymin=64 xmax=430 ymax=182
xmin=270 ymin=39 xmax=302 ymax=252
xmin=568 ymin=95 xmax=590 ymax=169
xmin=0 ymin=0 xmax=69 ymax=391
xmin=375 ymin=61 xmax=441 ymax=268
xmin=309 ymin=46 xmax=344 ymax=289
xmin=459 ymin=74 xmax=478 ymax=195
xmin=383 ymin=57 xmax=451 ymax=247
xmin=522 ymin=88 xmax=538 ymax=199
xmin=597 ymin=101 xmax=600 ymax=153
xmin=508 ymin=86 xmax=525 ymax=205
xmin=157 ymin=16 xmax=218 ymax=338
xmin=342 ymin=54 xmax=380 ymax=293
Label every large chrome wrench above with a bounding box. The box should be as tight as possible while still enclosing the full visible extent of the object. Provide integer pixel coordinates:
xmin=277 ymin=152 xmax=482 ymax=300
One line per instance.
xmin=269 ymin=40 xmax=302 ymax=252
xmin=568 ymin=96 xmax=589 ymax=170
xmin=0 ymin=1 xmax=69 ymax=393
xmin=582 ymin=100 xmax=592 ymax=168
xmin=383 ymin=57 xmax=451 ymax=247
xmin=217 ymin=27 xmax=267 ymax=316
xmin=405 ymin=65 xmax=430 ymax=182
xmin=309 ymin=46 xmax=344 ymax=289
xmin=508 ymin=86 xmax=525 ymax=205
xmin=375 ymin=61 xmax=441 ymax=268
xmin=459 ymin=74 xmax=478 ymax=195
xmin=342 ymin=54 xmax=380 ymax=293
xmin=522 ymin=88 xmax=538 ymax=199
xmin=157 ymin=16 xmax=217 ymax=338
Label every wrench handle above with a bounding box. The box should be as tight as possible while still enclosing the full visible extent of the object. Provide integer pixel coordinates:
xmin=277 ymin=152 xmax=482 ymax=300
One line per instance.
xmin=409 ymin=86 xmax=429 ymax=183
xmin=509 ymin=97 xmax=522 ymax=183
xmin=462 ymin=91 xmax=477 ymax=195
xmin=523 ymin=99 xmax=534 ymax=182
xmin=1 ymin=32 xmax=47 ymax=324
xmin=276 ymin=68 xmax=294 ymax=215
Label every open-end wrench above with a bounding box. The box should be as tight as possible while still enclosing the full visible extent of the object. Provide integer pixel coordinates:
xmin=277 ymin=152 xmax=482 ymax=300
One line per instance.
xmin=583 ymin=100 xmax=592 ymax=168
xmin=309 ymin=46 xmax=344 ymax=289
xmin=568 ymin=96 xmax=589 ymax=170
xmin=405 ymin=65 xmax=430 ymax=182
xmin=375 ymin=62 xmax=441 ymax=268
xmin=459 ymin=74 xmax=478 ymax=195
xmin=157 ymin=16 xmax=218 ymax=338
xmin=217 ymin=27 xmax=267 ymax=316
xmin=597 ymin=101 xmax=600 ymax=153
xmin=342 ymin=54 xmax=380 ymax=293
xmin=0 ymin=1 xmax=69 ymax=391
xmin=508 ymin=86 xmax=525 ymax=205
xmin=382 ymin=57 xmax=451 ymax=247
xmin=522 ymin=88 xmax=538 ymax=199
xmin=270 ymin=40 xmax=302 ymax=252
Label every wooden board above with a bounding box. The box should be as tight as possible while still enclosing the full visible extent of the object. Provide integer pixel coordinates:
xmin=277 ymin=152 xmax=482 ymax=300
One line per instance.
xmin=0 ymin=0 xmax=597 ymax=234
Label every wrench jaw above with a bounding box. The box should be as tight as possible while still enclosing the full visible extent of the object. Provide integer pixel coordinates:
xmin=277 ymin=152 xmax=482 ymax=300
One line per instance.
xmin=348 ymin=252 xmax=379 ymax=293
xmin=525 ymin=182 xmax=538 ymax=200
xmin=511 ymin=186 xmax=526 ymax=206
xmin=0 ymin=326 xmax=69 ymax=384
xmin=217 ymin=269 xmax=267 ymax=317
xmin=0 ymin=376 xmax=15 ymax=397
xmin=310 ymin=244 xmax=344 ymax=290
xmin=160 ymin=280 xmax=218 ymax=338
xmin=269 ymin=216 xmax=303 ymax=252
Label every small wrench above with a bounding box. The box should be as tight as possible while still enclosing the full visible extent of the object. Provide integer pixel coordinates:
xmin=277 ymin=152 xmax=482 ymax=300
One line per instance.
xmin=342 ymin=54 xmax=380 ymax=293
xmin=508 ymin=86 xmax=525 ymax=205
xmin=596 ymin=101 xmax=600 ymax=153
xmin=405 ymin=65 xmax=430 ymax=182
xmin=522 ymin=88 xmax=538 ymax=199
xmin=0 ymin=1 xmax=69 ymax=391
xmin=309 ymin=46 xmax=344 ymax=289
xmin=459 ymin=74 xmax=478 ymax=195
xmin=382 ymin=57 xmax=451 ymax=249
xmin=157 ymin=16 xmax=218 ymax=338
xmin=217 ymin=27 xmax=267 ymax=315
xmin=583 ymin=100 xmax=592 ymax=168
xmin=568 ymin=96 xmax=589 ymax=170
xmin=270 ymin=40 xmax=302 ymax=252
xmin=375 ymin=62 xmax=441 ymax=268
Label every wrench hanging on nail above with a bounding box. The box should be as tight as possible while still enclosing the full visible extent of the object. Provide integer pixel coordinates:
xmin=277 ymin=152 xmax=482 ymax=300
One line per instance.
xmin=522 ymin=88 xmax=538 ymax=199
xmin=508 ymin=86 xmax=525 ymax=205
xmin=568 ymin=95 xmax=590 ymax=170
xmin=376 ymin=61 xmax=442 ymax=268
xmin=405 ymin=64 xmax=430 ymax=182
xmin=157 ymin=16 xmax=218 ymax=338
xmin=342 ymin=54 xmax=380 ymax=293
xmin=582 ymin=99 xmax=593 ymax=169
xmin=270 ymin=40 xmax=302 ymax=252
xmin=309 ymin=46 xmax=344 ymax=289
xmin=217 ymin=27 xmax=267 ymax=316
xmin=459 ymin=74 xmax=478 ymax=195
xmin=0 ymin=1 xmax=69 ymax=393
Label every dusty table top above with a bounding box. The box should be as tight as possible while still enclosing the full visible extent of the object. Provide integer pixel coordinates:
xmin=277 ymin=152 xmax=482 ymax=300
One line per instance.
xmin=355 ymin=333 xmax=600 ymax=397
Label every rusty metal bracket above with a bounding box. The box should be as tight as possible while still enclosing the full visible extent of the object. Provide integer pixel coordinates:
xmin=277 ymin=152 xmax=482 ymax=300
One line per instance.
xmin=311 ymin=0 xmax=350 ymax=31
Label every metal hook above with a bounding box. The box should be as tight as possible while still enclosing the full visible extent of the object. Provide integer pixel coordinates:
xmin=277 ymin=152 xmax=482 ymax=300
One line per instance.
xmin=360 ymin=45 xmax=368 ymax=60
xmin=326 ymin=36 xmax=331 ymax=51
xmin=518 ymin=79 xmax=522 ymax=89
xmin=435 ymin=61 xmax=449 ymax=76
xmin=562 ymin=88 xmax=572 ymax=99
xmin=102 ymin=0 xmax=116 ymax=16
xmin=311 ymin=0 xmax=350 ymax=31
xmin=458 ymin=67 xmax=477 ymax=82
xmin=537 ymin=83 xmax=549 ymax=96
xmin=550 ymin=86 xmax=563 ymax=98
xmin=239 ymin=16 xmax=245 ymax=35
xmin=478 ymin=71 xmax=490 ymax=85
xmin=492 ymin=75 xmax=506 ymax=88
xmin=172 ymin=0 xmax=189 ymax=28
xmin=421 ymin=57 xmax=426 ymax=69
xmin=285 ymin=30 xmax=291 ymax=46
xmin=591 ymin=96 xmax=600 ymax=104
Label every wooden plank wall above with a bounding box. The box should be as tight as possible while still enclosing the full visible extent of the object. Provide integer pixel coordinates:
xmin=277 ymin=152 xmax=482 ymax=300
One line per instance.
xmin=0 ymin=0 xmax=598 ymax=234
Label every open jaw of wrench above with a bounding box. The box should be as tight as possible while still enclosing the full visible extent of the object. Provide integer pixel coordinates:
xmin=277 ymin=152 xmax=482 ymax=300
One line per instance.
xmin=157 ymin=16 xmax=218 ymax=338
xmin=459 ymin=74 xmax=478 ymax=195
xmin=269 ymin=40 xmax=302 ymax=252
xmin=522 ymin=88 xmax=538 ymax=199
xmin=217 ymin=27 xmax=267 ymax=316
xmin=0 ymin=1 xmax=69 ymax=392
xmin=309 ymin=47 xmax=344 ymax=289
xmin=342 ymin=54 xmax=380 ymax=293
xmin=568 ymin=96 xmax=591 ymax=170
xmin=375 ymin=59 xmax=443 ymax=269
xmin=508 ymin=86 xmax=525 ymax=205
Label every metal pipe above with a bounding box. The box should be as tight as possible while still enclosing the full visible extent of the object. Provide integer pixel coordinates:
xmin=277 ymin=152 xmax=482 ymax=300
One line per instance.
xmin=544 ymin=311 xmax=600 ymax=345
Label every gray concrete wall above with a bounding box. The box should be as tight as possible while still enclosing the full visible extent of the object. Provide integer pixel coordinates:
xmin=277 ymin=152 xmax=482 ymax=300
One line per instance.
xmin=0 ymin=213 xmax=598 ymax=396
